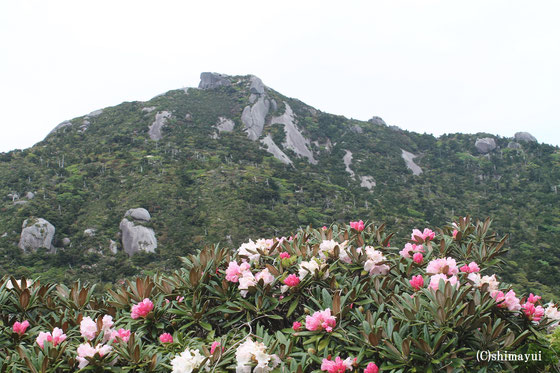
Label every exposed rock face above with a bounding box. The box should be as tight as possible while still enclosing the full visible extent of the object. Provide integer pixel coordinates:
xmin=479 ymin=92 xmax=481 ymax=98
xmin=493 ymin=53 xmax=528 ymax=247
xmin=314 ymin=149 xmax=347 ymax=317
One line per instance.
xmin=350 ymin=125 xmax=363 ymax=134
xmin=18 ymin=218 xmax=55 ymax=253
xmin=508 ymin=141 xmax=522 ymax=149
xmin=241 ymin=97 xmax=270 ymax=140
xmin=261 ymin=135 xmax=293 ymax=165
xmin=475 ymin=138 xmax=497 ymax=154
xmin=215 ymin=117 xmax=235 ymax=133
xmin=88 ymin=109 xmax=103 ymax=117
xmin=271 ymin=103 xmax=317 ymax=164
xmin=125 ymin=208 xmax=151 ymax=222
xmin=142 ymin=106 xmax=156 ymax=113
xmin=84 ymin=228 xmax=96 ymax=237
xmin=514 ymin=132 xmax=537 ymax=142
xmin=368 ymin=116 xmax=386 ymax=126
xmin=120 ymin=208 xmax=156 ymax=256
xmin=62 ymin=237 xmax=71 ymax=247
xmin=49 ymin=120 xmax=72 ymax=135
xmin=109 ymin=239 xmax=118 ymax=254
xmin=360 ymin=176 xmax=376 ymax=189
xmin=401 ymin=149 xmax=423 ymax=176
xmin=249 ymin=76 xmax=265 ymax=95
xmin=343 ymin=150 xmax=355 ymax=179
xmin=26 ymin=192 xmax=35 ymax=199
xmin=199 ymin=72 xmax=231 ymax=89
xmin=148 ymin=111 xmax=172 ymax=141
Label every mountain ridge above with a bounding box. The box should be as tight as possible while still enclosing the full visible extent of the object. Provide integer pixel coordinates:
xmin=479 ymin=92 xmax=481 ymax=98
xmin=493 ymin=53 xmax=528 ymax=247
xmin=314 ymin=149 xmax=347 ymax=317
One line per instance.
xmin=0 ymin=72 xmax=558 ymax=300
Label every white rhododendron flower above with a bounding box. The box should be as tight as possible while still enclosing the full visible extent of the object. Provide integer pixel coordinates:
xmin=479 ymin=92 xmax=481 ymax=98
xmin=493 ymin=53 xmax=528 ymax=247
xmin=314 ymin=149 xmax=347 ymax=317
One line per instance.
xmin=76 ymin=343 xmax=112 ymax=369
xmin=238 ymin=240 xmax=261 ymax=262
xmin=238 ymin=271 xmax=257 ymax=298
xmin=171 ymin=347 xmax=206 ymax=373
xmin=360 ymin=246 xmax=390 ymax=275
xmin=255 ymin=268 xmax=275 ymax=286
xmin=467 ymin=273 xmax=500 ymax=292
xmin=298 ymin=259 xmax=328 ymax=279
xmin=235 ymin=338 xmax=280 ymax=372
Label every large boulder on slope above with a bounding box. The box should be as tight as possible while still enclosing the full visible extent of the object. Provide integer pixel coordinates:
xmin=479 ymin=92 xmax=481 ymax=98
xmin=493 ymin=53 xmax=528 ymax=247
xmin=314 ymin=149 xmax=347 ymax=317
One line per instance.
xmin=18 ymin=218 xmax=55 ymax=253
xmin=475 ymin=138 xmax=497 ymax=154
xmin=119 ymin=208 xmax=156 ymax=256
xmin=199 ymin=72 xmax=231 ymax=89
xmin=514 ymin=132 xmax=537 ymax=142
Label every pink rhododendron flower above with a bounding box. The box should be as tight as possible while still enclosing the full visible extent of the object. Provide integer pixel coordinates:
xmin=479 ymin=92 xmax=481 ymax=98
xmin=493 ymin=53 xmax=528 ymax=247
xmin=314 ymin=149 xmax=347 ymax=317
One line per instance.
xmin=13 ymin=320 xmax=29 ymax=336
xmin=399 ymin=243 xmax=424 ymax=258
xmin=292 ymin=321 xmax=302 ymax=331
xmin=279 ymin=252 xmax=291 ymax=259
xmin=225 ymin=261 xmax=251 ymax=283
xmin=426 ymin=257 xmax=459 ymax=276
xmin=36 ymin=327 xmax=67 ymax=349
xmin=409 ymin=275 xmax=424 ymax=291
xmin=411 ymin=228 xmax=435 ymax=242
xmin=131 ymin=298 xmax=154 ymax=319
xmin=322 ymin=226 xmax=328 ymax=230
xmin=321 ymin=356 xmax=354 ymax=372
xmin=460 ymin=262 xmax=480 ymax=273
xmin=159 ymin=333 xmax=173 ymax=343
xmin=413 ymin=252 xmax=423 ymax=264
xmin=211 ymin=341 xmax=222 ymax=354
xmin=350 ymin=220 xmax=365 ymax=232
xmin=522 ymin=302 xmax=545 ymax=322
xmin=306 ymin=308 xmax=336 ymax=333
xmin=364 ymin=362 xmax=379 ymax=373
xmin=491 ymin=290 xmax=521 ymax=311
xmin=238 ymin=271 xmax=257 ymax=297
xmin=176 ymin=296 xmax=185 ymax=302
xmin=76 ymin=342 xmax=112 ymax=369
xmin=527 ymin=293 xmax=541 ymax=303
xmin=429 ymin=274 xmax=459 ymax=290
xmin=283 ymin=274 xmax=300 ymax=287
xmin=452 ymin=229 xmax=458 ymax=239
xmin=255 ymin=268 xmax=275 ymax=285
xmin=101 ymin=315 xmax=113 ymax=333
xmin=80 ymin=316 xmax=98 ymax=340
xmin=111 ymin=328 xmax=130 ymax=343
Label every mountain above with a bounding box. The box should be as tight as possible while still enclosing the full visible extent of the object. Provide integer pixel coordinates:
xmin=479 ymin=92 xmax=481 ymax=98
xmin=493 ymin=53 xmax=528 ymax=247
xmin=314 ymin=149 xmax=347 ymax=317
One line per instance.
xmin=0 ymin=72 xmax=559 ymax=299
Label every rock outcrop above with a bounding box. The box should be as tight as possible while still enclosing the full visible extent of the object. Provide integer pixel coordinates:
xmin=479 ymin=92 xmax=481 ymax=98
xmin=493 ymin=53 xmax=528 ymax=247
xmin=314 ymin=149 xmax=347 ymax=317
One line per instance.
xmin=18 ymin=218 xmax=55 ymax=253
xmin=343 ymin=150 xmax=355 ymax=179
xmin=508 ymin=141 xmax=522 ymax=149
xmin=401 ymin=149 xmax=423 ymax=176
xmin=119 ymin=208 xmax=157 ymax=256
xmin=199 ymin=72 xmax=231 ymax=89
xmin=360 ymin=176 xmax=376 ymax=189
xmin=242 ymin=97 xmax=270 ymax=141
xmin=475 ymin=138 xmax=497 ymax=154
xmin=261 ymin=135 xmax=293 ymax=165
xmin=514 ymin=132 xmax=537 ymax=142
xmin=249 ymin=76 xmax=265 ymax=95
xmin=215 ymin=117 xmax=235 ymax=133
xmin=271 ymin=103 xmax=317 ymax=164
xmin=49 ymin=120 xmax=72 ymax=135
xmin=124 ymin=208 xmax=151 ymax=222
xmin=83 ymin=228 xmax=96 ymax=237
xmin=148 ymin=111 xmax=172 ymax=141
xmin=368 ymin=116 xmax=387 ymax=126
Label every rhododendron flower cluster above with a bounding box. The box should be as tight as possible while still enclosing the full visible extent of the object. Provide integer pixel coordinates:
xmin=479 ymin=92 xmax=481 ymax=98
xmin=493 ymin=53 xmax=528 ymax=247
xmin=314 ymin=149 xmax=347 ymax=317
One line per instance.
xmin=321 ymin=356 xmax=354 ymax=372
xmin=159 ymin=333 xmax=173 ymax=343
xmin=237 ymin=239 xmax=274 ymax=262
xmin=130 ymin=298 xmax=154 ymax=319
xmin=210 ymin=341 xmax=221 ymax=354
xmin=279 ymin=252 xmax=290 ymax=259
xmin=522 ymin=302 xmax=545 ymax=322
xmin=226 ymin=261 xmax=251 ymax=283
xmin=235 ymin=338 xmax=280 ymax=372
xmin=299 ymin=258 xmax=328 ymax=279
xmin=545 ymin=303 xmax=560 ymax=330
xmin=412 ymin=252 xmax=423 ymax=264
xmin=12 ymin=320 xmax=29 ymax=335
xmin=359 ymin=246 xmax=390 ymax=275
xmin=429 ymin=274 xmax=459 ymax=290
xmin=170 ymin=347 xmax=206 ymax=373
xmin=411 ymin=228 xmax=435 ymax=242
xmin=460 ymin=262 xmax=480 ymax=273
xmin=292 ymin=321 xmax=302 ymax=331
xmin=350 ymin=220 xmax=365 ymax=231
xmin=399 ymin=243 xmax=424 ymax=259
xmin=76 ymin=342 xmax=112 ymax=369
xmin=468 ymin=273 xmax=500 ymax=292
xmin=255 ymin=268 xmax=275 ymax=286
xmin=364 ymin=362 xmax=379 ymax=373
xmin=491 ymin=290 xmax=521 ymax=311
xmin=527 ymin=293 xmax=541 ymax=303
xmin=426 ymin=257 xmax=459 ymax=276
xmin=283 ymin=274 xmax=300 ymax=287
xmin=409 ymin=275 xmax=424 ymax=291
xmin=319 ymin=239 xmax=348 ymax=261
xmin=306 ymin=308 xmax=336 ymax=332
xmin=36 ymin=327 xmax=67 ymax=348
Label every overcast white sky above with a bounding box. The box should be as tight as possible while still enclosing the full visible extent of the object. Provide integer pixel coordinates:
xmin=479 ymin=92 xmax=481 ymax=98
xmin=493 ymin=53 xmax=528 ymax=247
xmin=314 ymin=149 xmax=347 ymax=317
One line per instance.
xmin=1 ymin=0 xmax=559 ymax=152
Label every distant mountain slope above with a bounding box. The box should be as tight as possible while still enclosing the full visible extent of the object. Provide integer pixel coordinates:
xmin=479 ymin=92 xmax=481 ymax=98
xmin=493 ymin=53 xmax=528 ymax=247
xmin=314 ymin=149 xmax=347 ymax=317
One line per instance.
xmin=1 ymin=73 xmax=559 ymax=298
